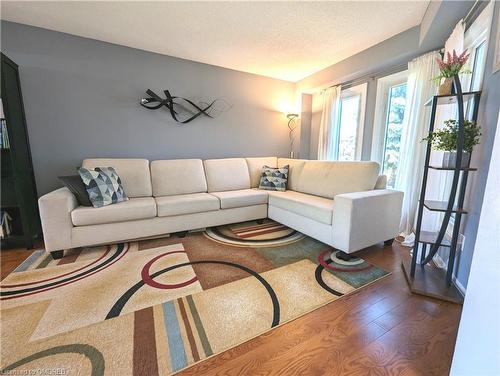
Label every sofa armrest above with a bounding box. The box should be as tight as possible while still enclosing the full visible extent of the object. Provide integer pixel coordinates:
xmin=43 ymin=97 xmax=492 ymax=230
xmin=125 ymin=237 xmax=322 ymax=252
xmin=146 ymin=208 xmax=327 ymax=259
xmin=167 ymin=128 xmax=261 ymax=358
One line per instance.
xmin=39 ymin=187 xmax=78 ymax=252
xmin=332 ymin=189 xmax=403 ymax=253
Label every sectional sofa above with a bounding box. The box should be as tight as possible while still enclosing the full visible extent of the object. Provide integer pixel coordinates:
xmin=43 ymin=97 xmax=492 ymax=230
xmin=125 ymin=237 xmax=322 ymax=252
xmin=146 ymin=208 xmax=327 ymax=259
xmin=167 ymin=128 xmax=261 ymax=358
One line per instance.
xmin=38 ymin=157 xmax=403 ymax=258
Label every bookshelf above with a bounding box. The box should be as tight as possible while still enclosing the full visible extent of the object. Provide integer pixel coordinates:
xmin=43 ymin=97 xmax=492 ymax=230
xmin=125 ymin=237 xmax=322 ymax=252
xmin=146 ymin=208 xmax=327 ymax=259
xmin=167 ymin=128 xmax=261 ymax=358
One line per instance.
xmin=1 ymin=53 xmax=40 ymax=249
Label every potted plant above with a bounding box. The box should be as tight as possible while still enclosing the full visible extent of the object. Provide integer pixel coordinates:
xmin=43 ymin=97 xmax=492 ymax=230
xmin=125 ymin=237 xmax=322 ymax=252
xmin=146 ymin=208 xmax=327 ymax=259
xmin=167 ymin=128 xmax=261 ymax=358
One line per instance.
xmin=433 ymin=49 xmax=471 ymax=95
xmin=422 ymin=119 xmax=481 ymax=168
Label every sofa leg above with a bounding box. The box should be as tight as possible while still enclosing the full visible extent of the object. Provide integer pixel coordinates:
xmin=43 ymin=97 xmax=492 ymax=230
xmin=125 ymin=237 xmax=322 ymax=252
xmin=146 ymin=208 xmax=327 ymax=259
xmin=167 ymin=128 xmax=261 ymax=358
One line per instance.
xmin=335 ymin=250 xmax=358 ymax=261
xmin=384 ymin=238 xmax=395 ymax=246
xmin=175 ymin=231 xmax=188 ymax=238
xmin=51 ymin=250 xmax=64 ymax=260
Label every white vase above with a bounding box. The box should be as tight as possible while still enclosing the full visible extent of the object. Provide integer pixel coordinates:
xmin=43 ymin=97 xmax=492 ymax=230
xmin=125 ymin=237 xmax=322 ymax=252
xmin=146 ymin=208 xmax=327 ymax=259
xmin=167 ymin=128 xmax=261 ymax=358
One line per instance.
xmin=442 ymin=151 xmax=470 ymax=168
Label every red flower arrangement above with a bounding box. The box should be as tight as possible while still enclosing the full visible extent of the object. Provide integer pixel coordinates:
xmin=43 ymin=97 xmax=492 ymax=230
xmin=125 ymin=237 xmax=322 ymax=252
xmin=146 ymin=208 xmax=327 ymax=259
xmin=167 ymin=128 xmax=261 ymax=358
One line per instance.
xmin=433 ymin=49 xmax=471 ymax=82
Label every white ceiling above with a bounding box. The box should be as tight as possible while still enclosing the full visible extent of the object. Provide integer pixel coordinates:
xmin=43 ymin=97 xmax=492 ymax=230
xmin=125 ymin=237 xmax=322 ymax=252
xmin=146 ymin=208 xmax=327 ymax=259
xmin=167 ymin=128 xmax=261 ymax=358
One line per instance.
xmin=0 ymin=1 xmax=429 ymax=82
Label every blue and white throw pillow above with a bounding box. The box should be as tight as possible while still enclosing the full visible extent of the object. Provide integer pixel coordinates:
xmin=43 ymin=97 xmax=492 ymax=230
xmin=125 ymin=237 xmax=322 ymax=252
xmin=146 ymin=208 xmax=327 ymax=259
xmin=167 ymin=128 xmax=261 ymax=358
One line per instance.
xmin=258 ymin=165 xmax=289 ymax=191
xmin=78 ymin=167 xmax=128 ymax=208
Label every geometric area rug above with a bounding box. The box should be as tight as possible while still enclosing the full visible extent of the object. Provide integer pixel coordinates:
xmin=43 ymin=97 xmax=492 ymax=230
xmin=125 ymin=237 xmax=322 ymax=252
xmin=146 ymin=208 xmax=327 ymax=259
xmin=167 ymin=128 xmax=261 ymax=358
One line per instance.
xmin=0 ymin=220 xmax=389 ymax=375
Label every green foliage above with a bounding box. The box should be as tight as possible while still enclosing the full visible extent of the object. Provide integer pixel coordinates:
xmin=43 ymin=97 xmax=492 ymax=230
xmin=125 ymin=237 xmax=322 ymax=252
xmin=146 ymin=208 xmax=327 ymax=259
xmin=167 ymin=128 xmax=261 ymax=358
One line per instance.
xmin=422 ymin=119 xmax=481 ymax=153
xmin=432 ymin=68 xmax=472 ymax=84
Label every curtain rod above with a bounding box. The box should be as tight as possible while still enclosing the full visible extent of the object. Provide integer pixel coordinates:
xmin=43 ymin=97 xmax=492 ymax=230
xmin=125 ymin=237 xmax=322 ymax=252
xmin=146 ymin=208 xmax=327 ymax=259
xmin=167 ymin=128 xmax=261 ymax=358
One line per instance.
xmin=324 ymin=62 xmax=409 ymax=91
xmin=463 ymin=0 xmax=479 ymax=25
xmin=463 ymin=0 xmax=489 ymax=30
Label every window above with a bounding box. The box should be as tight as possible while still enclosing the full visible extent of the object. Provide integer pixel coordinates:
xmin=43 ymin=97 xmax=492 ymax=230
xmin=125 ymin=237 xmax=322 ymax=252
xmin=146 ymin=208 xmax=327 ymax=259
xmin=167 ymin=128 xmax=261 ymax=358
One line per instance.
xmin=464 ymin=40 xmax=487 ymax=119
xmin=462 ymin=6 xmax=490 ymax=119
xmin=336 ymin=83 xmax=367 ymax=160
xmin=338 ymin=95 xmax=360 ymax=160
xmin=469 ymin=40 xmax=487 ymax=91
xmin=463 ymin=1 xmax=492 ymax=93
xmin=371 ymin=71 xmax=408 ymax=188
xmin=381 ymin=83 xmax=407 ymax=187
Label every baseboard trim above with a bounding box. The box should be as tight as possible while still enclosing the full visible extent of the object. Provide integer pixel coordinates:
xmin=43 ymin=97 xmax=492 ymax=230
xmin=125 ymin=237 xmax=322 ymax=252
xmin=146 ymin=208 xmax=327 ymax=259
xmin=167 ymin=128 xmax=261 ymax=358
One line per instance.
xmin=433 ymin=253 xmax=466 ymax=297
xmin=433 ymin=253 xmax=447 ymax=269
xmin=452 ymin=275 xmax=467 ymax=296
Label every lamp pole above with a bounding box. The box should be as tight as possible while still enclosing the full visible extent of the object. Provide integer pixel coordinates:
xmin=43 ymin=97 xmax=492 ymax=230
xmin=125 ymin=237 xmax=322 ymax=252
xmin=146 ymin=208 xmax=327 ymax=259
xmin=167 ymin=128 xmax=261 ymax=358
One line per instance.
xmin=286 ymin=113 xmax=299 ymax=158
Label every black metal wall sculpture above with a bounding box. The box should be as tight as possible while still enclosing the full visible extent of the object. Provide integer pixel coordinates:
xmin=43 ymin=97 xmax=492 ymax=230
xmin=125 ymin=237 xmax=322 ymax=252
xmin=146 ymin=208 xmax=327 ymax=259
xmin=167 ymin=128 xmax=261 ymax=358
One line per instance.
xmin=140 ymin=89 xmax=230 ymax=124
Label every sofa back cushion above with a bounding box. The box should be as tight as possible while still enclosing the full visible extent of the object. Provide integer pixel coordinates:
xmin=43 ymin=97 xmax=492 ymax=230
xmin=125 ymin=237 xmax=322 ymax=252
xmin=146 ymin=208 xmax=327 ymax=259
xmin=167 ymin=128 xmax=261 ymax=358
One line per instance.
xmin=295 ymin=161 xmax=380 ymax=199
xmin=245 ymin=157 xmax=277 ymax=188
xmin=375 ymin=175 xmax=387 ymax=189
xmin=82 ymin=158 xmax=152 ymax=198
xmin=278 ymin=158 xmax=307 ymax=191
xmin=151 ymin=159 xmax=207 ymax=196
xmin=203 ymin=158 xmax=250 ymax=192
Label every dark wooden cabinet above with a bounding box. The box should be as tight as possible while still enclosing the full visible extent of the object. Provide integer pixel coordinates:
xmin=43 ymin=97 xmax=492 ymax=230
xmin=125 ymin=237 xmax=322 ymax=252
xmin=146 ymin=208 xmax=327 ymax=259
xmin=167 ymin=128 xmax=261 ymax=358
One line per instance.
xmin=1 ymin=53 xmax=40 ymax=249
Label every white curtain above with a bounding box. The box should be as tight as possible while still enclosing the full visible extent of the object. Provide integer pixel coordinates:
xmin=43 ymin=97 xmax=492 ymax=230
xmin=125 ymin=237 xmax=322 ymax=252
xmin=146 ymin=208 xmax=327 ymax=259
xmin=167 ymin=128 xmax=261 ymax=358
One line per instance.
xmin=395 ymin=51 xmax=440 ymax=241
xmin=445 ymin=20 xmax=465 ymax=57
xmin=317 ymin=85 xmax=341 ymax=160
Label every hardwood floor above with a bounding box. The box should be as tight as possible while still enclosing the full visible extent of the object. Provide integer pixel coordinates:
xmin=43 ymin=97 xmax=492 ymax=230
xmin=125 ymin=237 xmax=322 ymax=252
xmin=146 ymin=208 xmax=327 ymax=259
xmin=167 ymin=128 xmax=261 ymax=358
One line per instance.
xmin=1 ymin=248 xmax=37 ymax=280
xmin=0 ymin=241 xmax=462 ymax=375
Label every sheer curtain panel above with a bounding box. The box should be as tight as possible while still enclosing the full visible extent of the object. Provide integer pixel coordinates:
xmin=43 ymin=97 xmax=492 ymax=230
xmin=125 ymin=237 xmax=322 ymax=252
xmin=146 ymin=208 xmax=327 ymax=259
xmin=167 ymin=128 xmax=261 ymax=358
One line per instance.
xmin=395 ymin=51 xmax=440 ymax=243
xmin=317 ymin=85 xmax=341 ymax=160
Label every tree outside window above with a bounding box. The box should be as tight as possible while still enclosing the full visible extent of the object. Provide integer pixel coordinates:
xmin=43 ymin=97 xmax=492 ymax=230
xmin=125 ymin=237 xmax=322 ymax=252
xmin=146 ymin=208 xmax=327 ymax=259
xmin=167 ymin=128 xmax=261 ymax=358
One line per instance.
xmin=382 ymin=83 xmax=407 ymax=187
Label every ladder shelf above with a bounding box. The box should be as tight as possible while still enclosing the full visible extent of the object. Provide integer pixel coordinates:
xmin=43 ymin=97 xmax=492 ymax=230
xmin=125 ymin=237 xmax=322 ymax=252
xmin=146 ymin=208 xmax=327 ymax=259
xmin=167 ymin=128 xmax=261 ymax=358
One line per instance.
xmin=402 ymin=77 xmax=481 ymax=304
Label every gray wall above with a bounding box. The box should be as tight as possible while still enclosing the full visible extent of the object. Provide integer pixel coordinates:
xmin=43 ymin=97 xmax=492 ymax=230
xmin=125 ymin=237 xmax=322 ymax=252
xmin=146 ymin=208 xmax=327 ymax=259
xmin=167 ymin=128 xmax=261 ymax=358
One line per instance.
xmin=296 ymin=26 xmax=422 ymax=95
xmin=419 ymin=1 xmax=475 ymax=51
xmin=1 ymin=21 xmax=295 ymax=195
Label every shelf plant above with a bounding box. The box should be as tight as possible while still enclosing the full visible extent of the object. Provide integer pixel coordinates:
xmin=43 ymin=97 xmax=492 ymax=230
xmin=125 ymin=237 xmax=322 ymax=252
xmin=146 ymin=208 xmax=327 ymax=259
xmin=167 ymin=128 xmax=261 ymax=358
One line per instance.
xmin=433 ymin=49 xmax=471 ymax=95
xmin=422 ymin=119 xmax=481 ymax=168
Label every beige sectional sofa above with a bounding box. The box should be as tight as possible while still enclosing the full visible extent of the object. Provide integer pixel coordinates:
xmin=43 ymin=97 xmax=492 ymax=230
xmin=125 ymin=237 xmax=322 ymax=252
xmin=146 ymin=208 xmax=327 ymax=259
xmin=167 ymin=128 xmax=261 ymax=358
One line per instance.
xmin=38 ymin=157 xmax=403 ymax=258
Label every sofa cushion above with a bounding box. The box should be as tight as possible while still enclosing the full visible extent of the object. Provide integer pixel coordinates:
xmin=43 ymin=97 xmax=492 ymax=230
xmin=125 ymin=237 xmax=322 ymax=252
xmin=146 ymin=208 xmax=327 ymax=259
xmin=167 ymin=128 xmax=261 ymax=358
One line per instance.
xmin=71 ymin=197 xmax=156 ymax=226
xmin=268 ymin=190 xmax=334 ymax=225
xmin=58 ymin=175 xmax=92 ymax=206
xmin=151 ymin=159 xmax=207 ymax=197
xmin=277 ymin=158 xmax=307 ymax=191
xmin=203 ymin=158 xmax=251 ymax=192
xmin=258 ymin=165 xmax=289 ymax=191
xmin=82 ymin=158 xmax=152 ymax=198
xmin=156 ymin=193 xmax=220 ymax=217
xmin=245 ymin=157 xmax=277 ymax=187
xmin=375 ymin=175 xmax=387 ymax=189
xmin=295 ymin=161 xmax=380 ymax=199
xmin=78 ymin=167 xmax=129 ymax=208
xmin=210 ymin=189 xmax=268 ymax=209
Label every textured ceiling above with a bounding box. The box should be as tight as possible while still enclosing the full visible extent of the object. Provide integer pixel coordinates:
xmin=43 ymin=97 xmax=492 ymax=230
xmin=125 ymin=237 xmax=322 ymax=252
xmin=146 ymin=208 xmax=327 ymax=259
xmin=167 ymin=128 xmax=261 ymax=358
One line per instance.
xmin=0 ymin=1 xmax=429 ymax=82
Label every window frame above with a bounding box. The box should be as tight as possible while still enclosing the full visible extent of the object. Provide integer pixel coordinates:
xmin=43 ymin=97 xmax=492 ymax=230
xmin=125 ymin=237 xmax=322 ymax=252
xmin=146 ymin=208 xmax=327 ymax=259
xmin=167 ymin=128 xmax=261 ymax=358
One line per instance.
xmin=371 ymin=70 xmax=408 ymax=167
xmin=462 ymin=3 xmax=492 ymax=92
xmin=468 ymin=40 xmax=487 ymax=90
xmin=336 ymin=82 xmax=367 ymax=161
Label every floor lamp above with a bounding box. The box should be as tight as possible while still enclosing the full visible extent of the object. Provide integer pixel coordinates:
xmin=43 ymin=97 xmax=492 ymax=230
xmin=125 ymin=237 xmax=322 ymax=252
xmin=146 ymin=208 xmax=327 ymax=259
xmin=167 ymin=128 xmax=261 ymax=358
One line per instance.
xmin=286 ymin=113 xmax=299 ymax=158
